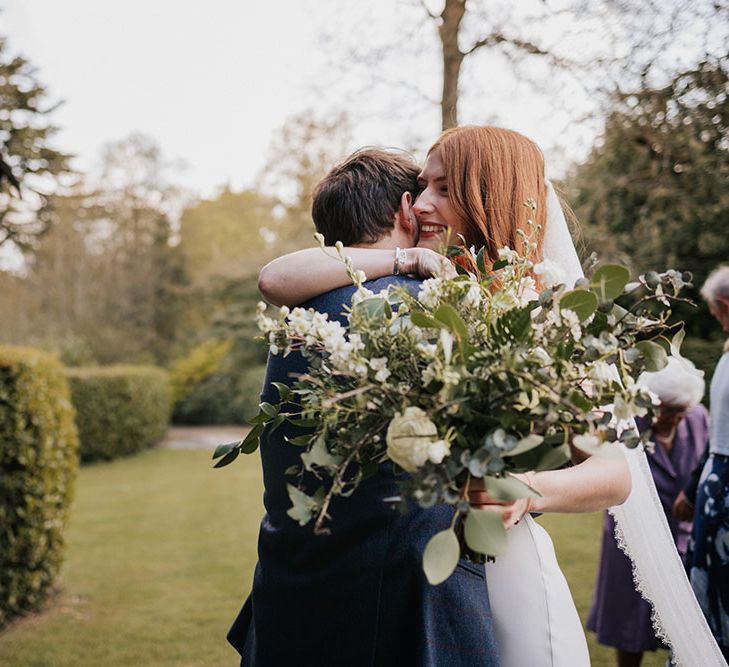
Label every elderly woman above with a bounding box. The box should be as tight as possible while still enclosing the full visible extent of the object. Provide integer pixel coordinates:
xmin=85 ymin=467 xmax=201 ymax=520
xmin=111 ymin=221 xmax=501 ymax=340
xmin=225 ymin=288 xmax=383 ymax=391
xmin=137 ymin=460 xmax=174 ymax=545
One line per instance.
xmin=588 ymin=356 xmax=709 ymax=667
xmin=686 ymin=265 xmax=729 ymax=660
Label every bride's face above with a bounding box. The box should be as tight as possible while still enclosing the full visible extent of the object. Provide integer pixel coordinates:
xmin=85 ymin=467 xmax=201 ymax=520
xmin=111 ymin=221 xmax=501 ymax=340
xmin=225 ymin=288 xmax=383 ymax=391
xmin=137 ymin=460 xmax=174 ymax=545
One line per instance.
xmin=413 ymin=148 xmax=466 ymax=250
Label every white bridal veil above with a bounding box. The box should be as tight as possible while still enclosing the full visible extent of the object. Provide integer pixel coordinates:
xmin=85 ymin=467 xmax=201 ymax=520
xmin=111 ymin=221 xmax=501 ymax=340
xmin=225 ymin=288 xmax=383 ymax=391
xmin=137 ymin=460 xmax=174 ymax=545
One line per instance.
xmin=543 ymin=181 xmax=727 ymax=667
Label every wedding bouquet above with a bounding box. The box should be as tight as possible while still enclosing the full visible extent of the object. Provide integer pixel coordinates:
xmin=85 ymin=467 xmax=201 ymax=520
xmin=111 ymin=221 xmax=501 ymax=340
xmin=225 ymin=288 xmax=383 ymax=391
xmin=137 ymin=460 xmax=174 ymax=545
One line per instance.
xmin=214 ymin=224 xmax=692 ymax=584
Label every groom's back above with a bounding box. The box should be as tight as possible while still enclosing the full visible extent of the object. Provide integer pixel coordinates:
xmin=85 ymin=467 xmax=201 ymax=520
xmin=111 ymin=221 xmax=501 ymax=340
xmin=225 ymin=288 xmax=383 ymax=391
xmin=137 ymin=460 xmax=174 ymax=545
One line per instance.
xmin=228 ymin=276 xmax=499 ymax=667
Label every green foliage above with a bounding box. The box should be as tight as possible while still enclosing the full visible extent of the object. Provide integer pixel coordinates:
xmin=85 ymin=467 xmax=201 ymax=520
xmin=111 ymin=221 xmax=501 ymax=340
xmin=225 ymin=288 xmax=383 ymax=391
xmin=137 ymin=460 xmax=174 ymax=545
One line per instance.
xmin=67 ymin=366 xmax=171 ymax=463
xmin=0 ymin=36 xmax=71 ymax=250
xmin=568 ymin=57 xmax=729 ymax=338
xmin=169 ymin=339 xmax=233 ymax=404
xmin=172 ymin=363 xmax=266 ymax=426
xmin=681 ymin=335 xmax=726 ymax=400
xmin=0 ymin=346 xmax=79 ymax=627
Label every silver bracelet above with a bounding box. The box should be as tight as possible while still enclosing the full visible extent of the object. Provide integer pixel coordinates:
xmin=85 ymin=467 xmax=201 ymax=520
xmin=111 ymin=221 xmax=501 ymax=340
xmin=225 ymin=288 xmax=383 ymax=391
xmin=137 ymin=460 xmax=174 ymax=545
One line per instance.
xmin=393 ymin=247 xmax=408 ymax=275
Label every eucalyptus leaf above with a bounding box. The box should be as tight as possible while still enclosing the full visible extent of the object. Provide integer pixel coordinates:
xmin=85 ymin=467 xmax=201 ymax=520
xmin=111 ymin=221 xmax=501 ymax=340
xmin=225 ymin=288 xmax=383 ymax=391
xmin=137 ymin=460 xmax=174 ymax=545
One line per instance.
xmin=502 ymin=433 xmax=544 ymax=458
xmin=353 ymin=297 xmax=392 ymax=321
xmin=534 ymin=444 xmax=571 ymax=471
xmin=484 ymin=475 xmax=542 ymax=502
xmin=559 ymin=290 xmax=598 ymax=322
xmin=410 ymin=311 xmax=446 ymax=330
xmin=590 ymin=264 xmax=630 ymax=301
xmin=464 ymin=508 xmax=508 ymax=556
xmin=272 ymin=382 xmax=293 ymax=403
xmin=636 ymin=340 xmax=668 ymax=372
xmin=422 ymin=528 xmax=460 ymax=585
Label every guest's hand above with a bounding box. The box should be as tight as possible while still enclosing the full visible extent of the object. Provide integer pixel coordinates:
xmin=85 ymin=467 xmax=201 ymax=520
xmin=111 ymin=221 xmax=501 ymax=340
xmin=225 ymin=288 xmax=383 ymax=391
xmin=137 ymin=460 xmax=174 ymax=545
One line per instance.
xmin=467 ymin=475 xmax=533 ymax=531
xmin=672 ymin=490 xmax=695 ymax=521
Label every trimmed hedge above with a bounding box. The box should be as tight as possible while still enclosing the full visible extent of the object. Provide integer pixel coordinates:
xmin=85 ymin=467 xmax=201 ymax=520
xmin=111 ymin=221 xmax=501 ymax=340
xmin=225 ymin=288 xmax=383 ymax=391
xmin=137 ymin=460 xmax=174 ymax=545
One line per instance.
xmin=172 ymin=363 xmax=266 ymax=425
xmin=67 ymin=365 xmax=171 ymax=463
xmin=0 ymin=346 xmax=79 ymax=627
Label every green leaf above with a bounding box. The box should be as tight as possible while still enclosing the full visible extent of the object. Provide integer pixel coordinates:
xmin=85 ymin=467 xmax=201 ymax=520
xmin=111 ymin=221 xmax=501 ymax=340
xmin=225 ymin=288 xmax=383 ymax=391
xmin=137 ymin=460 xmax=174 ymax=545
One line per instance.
xmin=455 ymin=262 xmax=470 ymax=276
xmin=422 ymin=528 xmax=460 ymax=585
xmin=636 ymin=340 xmax=668 ymax=372
xmin=590 ymin=264 xmax=630 ymax=301
xmin=434 ymin=303 xmax=469 ymax=340
xmin=259 ymin=402 xmax=279 ymax=418
xmin=285 ymin=434 xmax=313 ymax=446
xmin=483 ymin=475 xmax=542 ymax=502
xmin=353 ymin=297 xmax=392 ymax=321
xmin=213 ymin=447 xmax=240 ymax=468
xmin=569 ymin=390 xmax=593 ymax=412
xmin=301 ymin=434 xmax=343 ymax=470
xmin=534 ymin=444 xmax=571 ymax=471
xmin=670 ymin=328 xmax=686 ymax=358
xmin=212 ymin=440 xmax=241 ymax=460
xmin=492 ymin=258 xmax=509 ymax=271
xmin=502 ymin=433 xmax=544 ymax=458
xmin=269 ymin=414 xmax=286 ymax=434
xmin=241 ymin=424 xmax=264 ymax=454
xmin=410 ymin=311 xmax=446 ymax=330
xmin=559 ymin=290 xmax=598 ymax=322
xmin=476 ymin=247 xmax=486 ymax=273
xmin=464 ymin=509 xmax=508 ymax=556
xmin=285 ymin=485 xmax=322 ymax=526
xmin=272 ymin=382 xmax=293 ymax=403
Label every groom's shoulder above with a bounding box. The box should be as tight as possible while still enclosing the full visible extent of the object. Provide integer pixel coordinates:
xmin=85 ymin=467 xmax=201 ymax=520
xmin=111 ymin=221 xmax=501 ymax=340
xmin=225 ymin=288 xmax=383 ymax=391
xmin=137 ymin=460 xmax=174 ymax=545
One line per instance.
xmin=305 ymin=275 xmax=421 ymax=322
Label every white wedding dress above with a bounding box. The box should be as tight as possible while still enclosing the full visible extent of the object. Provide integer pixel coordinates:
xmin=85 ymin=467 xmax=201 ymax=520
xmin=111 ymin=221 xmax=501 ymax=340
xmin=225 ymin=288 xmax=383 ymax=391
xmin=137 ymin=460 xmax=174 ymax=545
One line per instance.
xmin=487 ymin=515 xmax=590 ymax=666
xmin=480 ymin=182 xmax=727 ymax=667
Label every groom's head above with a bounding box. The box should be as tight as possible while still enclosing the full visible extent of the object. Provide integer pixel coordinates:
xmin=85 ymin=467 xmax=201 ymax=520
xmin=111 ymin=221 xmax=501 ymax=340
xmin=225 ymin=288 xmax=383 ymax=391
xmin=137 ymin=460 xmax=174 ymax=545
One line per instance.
xmin=311 ymin=148 xmax=420 ymax=248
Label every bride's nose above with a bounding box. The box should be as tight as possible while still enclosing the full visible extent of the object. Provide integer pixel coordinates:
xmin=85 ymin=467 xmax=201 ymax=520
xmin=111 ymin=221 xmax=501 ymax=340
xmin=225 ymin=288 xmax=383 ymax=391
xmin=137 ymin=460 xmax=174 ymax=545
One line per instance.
xmin=413 ymin=190 xmax=434 ymax=216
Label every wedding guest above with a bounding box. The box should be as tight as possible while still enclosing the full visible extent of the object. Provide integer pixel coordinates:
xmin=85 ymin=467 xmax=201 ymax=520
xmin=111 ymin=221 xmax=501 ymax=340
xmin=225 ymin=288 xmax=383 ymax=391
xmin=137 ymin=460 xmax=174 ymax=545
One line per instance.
xmin=588 ymin=357 xmax=708 ymax=667
xmin=686 ymin=265 xmax=729 ymax=660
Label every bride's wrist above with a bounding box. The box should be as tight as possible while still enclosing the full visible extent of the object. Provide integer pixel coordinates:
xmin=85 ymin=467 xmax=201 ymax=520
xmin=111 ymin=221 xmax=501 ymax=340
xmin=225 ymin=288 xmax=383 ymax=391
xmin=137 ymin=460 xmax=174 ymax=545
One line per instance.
xmin=398 ymin=247 xmax=419 ymax=275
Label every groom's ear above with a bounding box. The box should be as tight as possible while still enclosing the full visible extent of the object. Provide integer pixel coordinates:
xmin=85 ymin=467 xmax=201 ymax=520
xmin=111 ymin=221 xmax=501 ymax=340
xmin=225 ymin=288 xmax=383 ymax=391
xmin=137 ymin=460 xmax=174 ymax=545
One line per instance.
xmin=397 ymin=191 xmax=417 ymax=241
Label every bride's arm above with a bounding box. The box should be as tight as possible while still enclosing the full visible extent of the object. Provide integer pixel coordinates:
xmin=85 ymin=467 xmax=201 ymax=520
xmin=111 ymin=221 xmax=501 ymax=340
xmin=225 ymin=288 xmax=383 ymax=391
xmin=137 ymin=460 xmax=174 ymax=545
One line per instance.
xmin=529 ymin=455 xmax=631 ymax=513
xmin=470 ymin=455 xmax=631 ymax=529
xmin=258 ymin=246 xmax=450 ymax=306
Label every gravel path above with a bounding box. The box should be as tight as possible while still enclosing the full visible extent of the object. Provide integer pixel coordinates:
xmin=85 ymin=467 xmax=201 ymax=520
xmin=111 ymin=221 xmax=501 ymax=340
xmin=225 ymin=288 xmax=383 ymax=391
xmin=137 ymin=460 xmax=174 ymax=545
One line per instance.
xmin=159 ymin=425 xmax=251 ymax=450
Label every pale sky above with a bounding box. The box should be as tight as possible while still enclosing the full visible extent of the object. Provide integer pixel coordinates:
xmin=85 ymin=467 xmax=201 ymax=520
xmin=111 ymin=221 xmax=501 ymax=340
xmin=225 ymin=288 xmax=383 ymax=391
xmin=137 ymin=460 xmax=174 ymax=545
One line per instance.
xmin=0 ymin=0 xmax=628 ymax=197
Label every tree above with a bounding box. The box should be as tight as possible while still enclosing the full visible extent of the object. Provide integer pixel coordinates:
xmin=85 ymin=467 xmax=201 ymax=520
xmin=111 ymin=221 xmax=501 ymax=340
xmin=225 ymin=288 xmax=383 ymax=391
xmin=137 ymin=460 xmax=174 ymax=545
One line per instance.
xmin=322 ymin=0 xmax=728 ymax=132
xmin=567 ymin=57 xmax=729 ymax=341
xmin=0 ymin=36 xmax=71 ymax=250
xmin=257 ymin=110 xmax=351 ymax=249
xmin=178 ymin=187 xmax=280 ymax=284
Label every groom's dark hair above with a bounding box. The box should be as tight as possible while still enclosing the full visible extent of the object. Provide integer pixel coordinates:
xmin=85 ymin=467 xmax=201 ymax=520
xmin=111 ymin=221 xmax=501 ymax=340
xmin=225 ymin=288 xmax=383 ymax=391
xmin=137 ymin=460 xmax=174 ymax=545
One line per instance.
xmin=311 ymin=148 xmax=420 ymax=246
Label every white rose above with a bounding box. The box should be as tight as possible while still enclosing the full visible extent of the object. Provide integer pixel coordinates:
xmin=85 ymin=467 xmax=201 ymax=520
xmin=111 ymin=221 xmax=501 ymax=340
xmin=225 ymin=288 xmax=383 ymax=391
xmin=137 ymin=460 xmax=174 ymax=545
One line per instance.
xmin=386 ymin=406 xmax=439 ymax=472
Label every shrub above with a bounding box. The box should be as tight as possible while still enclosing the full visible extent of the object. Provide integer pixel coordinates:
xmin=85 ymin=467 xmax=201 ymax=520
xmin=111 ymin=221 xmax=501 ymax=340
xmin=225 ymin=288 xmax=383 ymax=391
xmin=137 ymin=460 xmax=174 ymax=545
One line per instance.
xmin=682 ymin=335 xmax=726 ymax=404
xmin=172 ymin=363 xmax=266 ymax=425
xmin=67 ymin=365 xmax=171 ymax=462
xmin=0 ymin=346 xmax=79 ymax=627
xmin=169 ymin=339 xmax=232 ymax=404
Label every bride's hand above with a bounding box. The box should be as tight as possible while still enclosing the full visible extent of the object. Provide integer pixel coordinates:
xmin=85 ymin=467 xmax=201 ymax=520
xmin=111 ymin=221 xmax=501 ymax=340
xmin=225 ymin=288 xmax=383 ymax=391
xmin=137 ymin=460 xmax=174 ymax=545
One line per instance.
xmin=467 ymin=475 xmax=534 ymax=530
xmin=405 ymin=248 xmax=457 ymax=279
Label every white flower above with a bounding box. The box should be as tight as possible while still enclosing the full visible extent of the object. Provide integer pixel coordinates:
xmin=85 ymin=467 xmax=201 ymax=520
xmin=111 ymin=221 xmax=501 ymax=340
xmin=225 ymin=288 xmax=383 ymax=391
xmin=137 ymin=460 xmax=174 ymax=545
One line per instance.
xmin=560 ymin=309 xmax=583 ymax=341
xmin=351 ymin=285 xmax=375 ymax=306
xmin=369 ymin=357 xmax=391 ymax=383
xmin=498 ymin=246 xmax=519 ymax=263
xmin=463 ymin=283 xmax=482 ymax=308
xmin=533 ymin=259 xmax=567 ymax=289
xmin=418 ymin=277 xmax=444 ymax=309
xmin=613 ymin=395 xmax=648 ymax=421
xmin=427 ymin=439 xmax=451 ymax=464
xmin=386 ymin=406 xmax=439 ymax=472
xmin=589 ymin=361 xmax=620 ymax=385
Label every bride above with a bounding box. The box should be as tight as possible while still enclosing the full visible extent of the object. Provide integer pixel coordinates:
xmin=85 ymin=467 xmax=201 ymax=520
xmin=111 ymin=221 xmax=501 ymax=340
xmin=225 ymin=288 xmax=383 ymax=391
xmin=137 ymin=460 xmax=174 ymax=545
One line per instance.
xmin=257 ymin=125 xmax=725 ymax=667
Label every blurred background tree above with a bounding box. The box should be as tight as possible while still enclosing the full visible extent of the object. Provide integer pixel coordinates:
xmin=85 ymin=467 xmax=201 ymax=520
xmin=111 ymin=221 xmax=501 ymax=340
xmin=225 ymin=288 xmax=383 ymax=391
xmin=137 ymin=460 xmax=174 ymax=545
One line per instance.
xmin=0 ymin=35 xmax=71 ymax=251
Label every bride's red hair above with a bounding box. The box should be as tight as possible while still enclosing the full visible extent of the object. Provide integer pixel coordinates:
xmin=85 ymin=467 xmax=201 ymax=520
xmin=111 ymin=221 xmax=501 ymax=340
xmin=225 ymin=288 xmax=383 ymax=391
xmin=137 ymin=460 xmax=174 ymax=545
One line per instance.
xmin=429 ymin=125 xmax=547 ymax=263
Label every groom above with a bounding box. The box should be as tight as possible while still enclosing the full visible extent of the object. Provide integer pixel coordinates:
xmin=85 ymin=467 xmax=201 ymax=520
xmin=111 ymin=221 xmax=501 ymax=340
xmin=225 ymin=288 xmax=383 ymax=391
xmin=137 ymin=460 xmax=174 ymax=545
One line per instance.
xmin=227 ymin=149 xmax=499 ymax=666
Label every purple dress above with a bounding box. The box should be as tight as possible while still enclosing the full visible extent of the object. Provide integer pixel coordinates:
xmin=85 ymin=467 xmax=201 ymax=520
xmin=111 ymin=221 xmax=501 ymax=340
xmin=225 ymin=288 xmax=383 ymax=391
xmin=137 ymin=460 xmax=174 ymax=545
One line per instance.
xmin=587 ymin=405 xmax=709 ymax=652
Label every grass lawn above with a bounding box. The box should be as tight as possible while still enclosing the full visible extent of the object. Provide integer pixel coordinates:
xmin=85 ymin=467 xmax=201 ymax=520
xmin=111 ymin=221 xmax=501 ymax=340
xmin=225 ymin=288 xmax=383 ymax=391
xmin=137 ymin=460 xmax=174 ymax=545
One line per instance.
xmin=0 ymin=447 xmax=670 ymax=666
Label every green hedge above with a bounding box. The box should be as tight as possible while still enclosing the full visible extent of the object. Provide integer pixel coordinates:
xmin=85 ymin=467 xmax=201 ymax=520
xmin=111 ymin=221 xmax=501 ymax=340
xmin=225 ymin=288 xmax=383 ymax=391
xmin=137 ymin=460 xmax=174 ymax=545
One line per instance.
xmin=172 ymin=363 xmax=266 ymax=425
xmin=67 ymin=365 xmax=171 ymax=463
xmin=0 ymin=346 xmax=79 ymax=627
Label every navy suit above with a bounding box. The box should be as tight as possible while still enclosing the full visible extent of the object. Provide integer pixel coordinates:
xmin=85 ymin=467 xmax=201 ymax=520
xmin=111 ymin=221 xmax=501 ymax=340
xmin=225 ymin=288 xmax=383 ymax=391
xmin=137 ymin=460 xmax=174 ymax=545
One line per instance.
xmin=228 ymin=276 xmax=499 ymax=666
